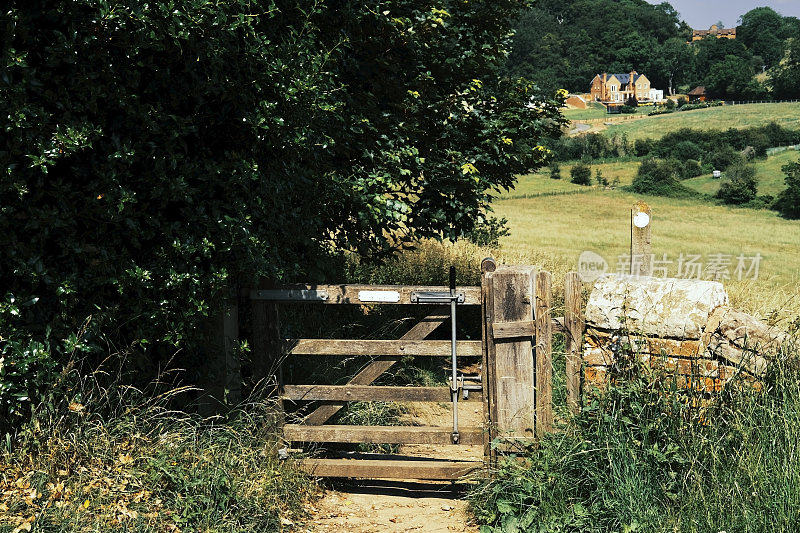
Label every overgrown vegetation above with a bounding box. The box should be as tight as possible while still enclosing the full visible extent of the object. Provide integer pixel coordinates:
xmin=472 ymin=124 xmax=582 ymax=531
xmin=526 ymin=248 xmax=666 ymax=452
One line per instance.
xmin=774 ymin=159 xmax=800 ymax=219
xmin=630 ymin=158 xmax=693 ymax=197
xmin=471 ymin=342 xmax=800 ymax=532
xmin=0 ymin=375 xmax=314 ymax=532
xmin=716 ymin=162 xmax=759 ymax=205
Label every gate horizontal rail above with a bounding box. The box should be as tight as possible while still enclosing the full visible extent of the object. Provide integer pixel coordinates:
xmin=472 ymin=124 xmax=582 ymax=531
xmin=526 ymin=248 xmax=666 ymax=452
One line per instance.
xmin=286 ymin=339 xmax=483 ymax=357
xmin=283 ymin=384 xmax=482 ymax=403
xmin=284 ymin=424 xmax=485 ymax=445
xmin=249 ymin=284 xmax=482 ymax=305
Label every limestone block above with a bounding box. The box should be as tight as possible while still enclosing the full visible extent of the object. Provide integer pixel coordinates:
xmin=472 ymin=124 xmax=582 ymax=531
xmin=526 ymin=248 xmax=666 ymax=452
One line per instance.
xmin=702 ymin=306 xmax=791 ymax=376
xmin=585 ymin=275 xmax=728 ymax=339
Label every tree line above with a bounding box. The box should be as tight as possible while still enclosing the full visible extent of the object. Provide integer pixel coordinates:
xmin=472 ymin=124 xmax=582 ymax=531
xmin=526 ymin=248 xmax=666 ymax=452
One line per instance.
xmin=505 ymin=1 xmax=800 ymax=100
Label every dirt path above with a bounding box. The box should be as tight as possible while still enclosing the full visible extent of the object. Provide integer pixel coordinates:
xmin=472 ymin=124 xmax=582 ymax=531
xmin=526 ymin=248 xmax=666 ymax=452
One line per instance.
xmin=303 ymin=402 xmax=483 ymax=532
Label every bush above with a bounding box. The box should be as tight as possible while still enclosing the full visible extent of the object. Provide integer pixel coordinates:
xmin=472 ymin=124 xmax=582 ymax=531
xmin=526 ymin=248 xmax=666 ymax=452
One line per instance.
xmin=716 ymin=162 xmax=759 ymax=204
xmin=680 ymin=159 xmax=704 ymax=179
xmin=630 ymin=158 xmax=692 ymax=197
xmin=595 ymin=169 xmax=608 ymax=187
xmin=570 ymin=162 xmax=592 ymax=185
xmin=709 ymin=145 xmax=745 ymax=170
xmin=634 ymin=138 xmax=656 ymax=157
xmin=665 ymin=98 xmax=676 ymax=109
xmin=774 ymin=160 xmax=800 ymax=219
xmin=619 ymin=104 xmax=637 ymax=114
xmin=549 ymin=161 xmax=562 ymax=180
xmin=677 ymin=96 xmax=688 ymax=107
xmin=671 ymin=140 xmax=704 ymax=162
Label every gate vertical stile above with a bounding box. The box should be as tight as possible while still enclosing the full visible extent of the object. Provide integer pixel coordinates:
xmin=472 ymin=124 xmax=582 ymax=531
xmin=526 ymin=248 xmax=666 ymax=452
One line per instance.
xmin=480 ymin=257 xmax=497 ymax=466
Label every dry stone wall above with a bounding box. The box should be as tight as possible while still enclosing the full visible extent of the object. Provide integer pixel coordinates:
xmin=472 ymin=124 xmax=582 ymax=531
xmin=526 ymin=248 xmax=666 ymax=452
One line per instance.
xmin=583 ymin=275 xmax=789 ymax=393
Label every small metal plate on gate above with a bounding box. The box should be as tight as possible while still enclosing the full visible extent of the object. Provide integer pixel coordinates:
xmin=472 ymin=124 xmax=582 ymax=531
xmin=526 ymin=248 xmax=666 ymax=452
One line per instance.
xmin=252 ymin=289 xmax=329 ymax=301
xmin=410 ymin=291 xmax=466 ymax=304
xmin=358 ymin=290 xmax=401 ymax=303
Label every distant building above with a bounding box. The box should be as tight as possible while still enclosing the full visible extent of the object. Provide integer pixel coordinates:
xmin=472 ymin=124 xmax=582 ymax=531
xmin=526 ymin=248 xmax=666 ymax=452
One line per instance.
xmin=589 ymin=71 xmax=656 ymax=105
xmin=687 ymin=86 xmax=707 ymax=102
xmin=691 ymin=25 xmax=736 ymax=42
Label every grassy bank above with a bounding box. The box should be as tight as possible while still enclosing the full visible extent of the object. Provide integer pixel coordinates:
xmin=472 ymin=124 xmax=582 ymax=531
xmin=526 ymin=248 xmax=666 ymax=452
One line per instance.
xmin=0 ymin=383 xmax=315 ymax=532
xmin=604 ymin=102 xmax=800 ymax=141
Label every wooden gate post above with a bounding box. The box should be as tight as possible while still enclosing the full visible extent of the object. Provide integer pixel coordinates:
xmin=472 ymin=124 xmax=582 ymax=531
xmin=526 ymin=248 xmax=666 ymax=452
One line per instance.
xmin=535 ymin=271 xmax=553 ymax=436
xmin=564 ymin=272 xmax=584 ymax=414
xmin=486 ymin=266 xmax=537 ymax=442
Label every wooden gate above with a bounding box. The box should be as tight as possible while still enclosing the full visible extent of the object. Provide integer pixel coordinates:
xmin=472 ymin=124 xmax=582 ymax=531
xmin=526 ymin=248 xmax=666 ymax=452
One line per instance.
xmin=246 ymin=259 xmax=553 ymax=481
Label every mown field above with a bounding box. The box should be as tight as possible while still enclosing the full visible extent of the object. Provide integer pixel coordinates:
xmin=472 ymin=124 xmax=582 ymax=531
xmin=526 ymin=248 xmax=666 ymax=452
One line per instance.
xmin=562 ymin=102 xmax=615 ymax=121
xmin=684 ymin=149 xmax=800 ymax=196
xmin=602 ymin=102 xmax=800 ymax=141
xmin=494 ymin=151 xmax=800 ymax=321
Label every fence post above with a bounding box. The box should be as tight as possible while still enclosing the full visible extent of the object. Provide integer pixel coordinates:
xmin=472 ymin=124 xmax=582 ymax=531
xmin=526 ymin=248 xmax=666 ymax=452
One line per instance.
xmin=631 ymin=201 xmax=652 ymax=275
xmin=480 ymin=257 xmax=497 ymax=462
xmin=564 ymin=272 xmax=584 ymax=414
xmin=223 ymin=286 xmax=241 ymax=405
xmin=534 ymin=271 xmax=553 ymax=437
xmin=486 ymin=266 xmax=537 ymax=442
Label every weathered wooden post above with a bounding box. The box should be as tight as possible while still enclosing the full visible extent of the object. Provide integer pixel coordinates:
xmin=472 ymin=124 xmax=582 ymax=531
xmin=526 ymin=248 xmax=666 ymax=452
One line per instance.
xmin=222 ymin=286 xmax=242 ymax=405
xmin=486 ymin=266 xmax=538 ymax=443
xmin=631 ymin=201 xmax=652 ymax=276
xmin=564 ymin=272 xmax=584 ymax=414
xmin=534 ymin=271 xmax=553 ymax=436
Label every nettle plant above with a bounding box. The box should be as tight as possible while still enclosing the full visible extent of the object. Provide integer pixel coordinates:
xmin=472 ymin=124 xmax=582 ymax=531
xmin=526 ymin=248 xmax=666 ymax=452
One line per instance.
xmin=0 ymin=1 xmax=564 ymax=430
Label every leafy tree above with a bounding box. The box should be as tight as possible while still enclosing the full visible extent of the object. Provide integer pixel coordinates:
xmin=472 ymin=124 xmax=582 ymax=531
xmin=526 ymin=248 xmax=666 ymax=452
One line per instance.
xmin=739 ymin=7 xmax=788 ymax=68
xmin=716 ymin=163 xmax=758 ymax=204
xmin=595 ymin=169 xmax=608 ymax=186
xmin=0 ymin=0 xmax=563 ymax=430
xmin=771 ymin=38 xmax=800 ymax=99
xmin=570 ymin=162 xmax=592 ymax=185
xmin=774 ymin=160 xmax=800 ymax=219
xmin=704 ymin=55 xmax=760 ymax=99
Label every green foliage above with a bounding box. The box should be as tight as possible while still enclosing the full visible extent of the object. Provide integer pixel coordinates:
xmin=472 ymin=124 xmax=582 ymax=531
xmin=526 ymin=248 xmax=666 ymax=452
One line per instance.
xmin=774 ymin=160 xmax=800 ymax=219
xmin=549 ymin=161 xmax=562 ymax=180
xmin=716 ymin=163 xmax=759 ymax=204
xmin=570 ymin=162 xmax=592 ymax=186
xmin=665 ymin=98 xmax=676 ymax=110
xmin=739 ymin=7 xmax=791 ymax=68
xmin=771 ymin=38 xmax=800 ymax=99
xmin=464 ymin=216 xmax=511 ymax=248
xmin=630 ymin=158 xmax=692 ymax=197
xmin=594 ymin=169 xmax=608 ymax=187
xmin=0 ymin=1 xmax=563 ymax=431
xmin=471 ymin=344 xmax=800 ymax=532
xmin=704 ymin=55 xmax=764 ymax=100
xmin=504 ymin=0 xmax=690 ymax=93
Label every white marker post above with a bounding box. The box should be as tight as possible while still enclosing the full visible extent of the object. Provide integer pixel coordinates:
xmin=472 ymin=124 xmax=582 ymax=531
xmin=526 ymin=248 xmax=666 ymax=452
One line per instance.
xmin=631 ymin=201 xmax=652 ymax=276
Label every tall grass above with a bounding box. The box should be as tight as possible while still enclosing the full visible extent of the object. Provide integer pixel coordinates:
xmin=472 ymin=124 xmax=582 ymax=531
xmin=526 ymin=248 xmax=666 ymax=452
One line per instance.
xmin=470 ymin=344 xmax=800 ymax=532
xmin=0 ymin=369 xmax=314 ymax=532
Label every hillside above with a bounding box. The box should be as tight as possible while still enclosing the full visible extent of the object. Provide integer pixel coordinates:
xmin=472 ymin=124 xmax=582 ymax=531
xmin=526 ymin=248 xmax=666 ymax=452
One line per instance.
xmin=684 ymin=149 xmax=800 ymax=196
xmin=602 ymin=102 xmax=800 ymax=141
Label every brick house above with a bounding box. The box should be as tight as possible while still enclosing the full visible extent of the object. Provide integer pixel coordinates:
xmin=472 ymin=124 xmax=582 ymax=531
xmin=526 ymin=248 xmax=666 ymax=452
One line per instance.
xmin=691 ymin=25 xmax=736 ymax=42
xmin=589 ymin=71 xmax=652 ymax=104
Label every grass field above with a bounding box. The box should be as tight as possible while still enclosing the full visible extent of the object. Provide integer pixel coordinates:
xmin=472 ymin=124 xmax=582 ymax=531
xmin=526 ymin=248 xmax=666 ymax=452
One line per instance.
xmin=562 ymin=102 xmax=614 ymax=121
xmin=685 ymin=149 xmax=800 ymax=196
xmin=508 ymin=160 xmax=640 ymax=197
xmin=492 ymin=188 xmax=800 ymax=320
xmin=604 ymin=102 xmax=800 ymax=141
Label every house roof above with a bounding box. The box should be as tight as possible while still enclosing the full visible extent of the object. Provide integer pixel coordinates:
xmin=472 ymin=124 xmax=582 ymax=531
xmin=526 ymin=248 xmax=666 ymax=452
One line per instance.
xmin=687 ymin=86 xmax=706 ymax=96
xmin=597 ymin=73 xmax=645 ymax=85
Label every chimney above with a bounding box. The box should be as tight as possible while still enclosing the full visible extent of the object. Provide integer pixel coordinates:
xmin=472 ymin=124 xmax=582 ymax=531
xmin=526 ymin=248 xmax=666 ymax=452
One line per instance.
xmin=603 ymin=73 xmax=607 ymax=100
xmin=630 ymin=70 xmax=636 ymax=93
